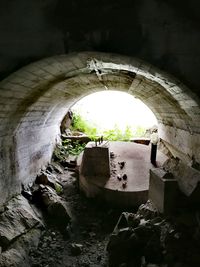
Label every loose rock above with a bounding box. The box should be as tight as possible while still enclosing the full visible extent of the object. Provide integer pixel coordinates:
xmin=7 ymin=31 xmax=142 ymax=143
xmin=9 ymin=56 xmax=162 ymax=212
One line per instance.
xmin=70 ymin=243 xmax=83 ymax=256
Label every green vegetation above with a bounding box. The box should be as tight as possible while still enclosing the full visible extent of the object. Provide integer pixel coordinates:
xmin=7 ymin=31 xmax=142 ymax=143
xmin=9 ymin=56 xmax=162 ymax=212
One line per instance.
xmin=62 ymin=139 xmax=86 ymax=155
xmin=70 ymin=112 xmax=147 ymax=141
xmin=54 ymin=112 xmax=147 ymax=160
xmin=71 ymin=113 xmax=97 ymax=139
xmin=103 ymin=125 xmax=132 ymax=141
xmin=53 ymin=140 xmax=86 ymax=161
xmin=55 ymin=183 xmax=63 ymax=194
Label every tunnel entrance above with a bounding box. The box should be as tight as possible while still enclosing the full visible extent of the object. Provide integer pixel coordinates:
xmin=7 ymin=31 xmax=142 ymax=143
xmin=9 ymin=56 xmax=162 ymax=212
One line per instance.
xmin=0 ymin=52 xmax=200 ymax=267
xmin=70 ymin=90 xmax=157 ymax=140
xmin=0 ymin=51 xmax=199 ymax=205
xmin=0 ymin=51 xmax=199 ymax=232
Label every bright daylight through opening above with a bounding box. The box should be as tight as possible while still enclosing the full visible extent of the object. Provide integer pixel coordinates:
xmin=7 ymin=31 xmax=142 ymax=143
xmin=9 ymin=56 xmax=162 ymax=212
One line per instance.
xmin=71 ymin=90 xmax=157 ymax=139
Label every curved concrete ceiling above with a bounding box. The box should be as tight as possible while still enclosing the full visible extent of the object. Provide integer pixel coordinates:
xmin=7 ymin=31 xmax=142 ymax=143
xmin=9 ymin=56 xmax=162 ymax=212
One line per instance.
xmin=0 ymin=51 xmax=200 ymax=203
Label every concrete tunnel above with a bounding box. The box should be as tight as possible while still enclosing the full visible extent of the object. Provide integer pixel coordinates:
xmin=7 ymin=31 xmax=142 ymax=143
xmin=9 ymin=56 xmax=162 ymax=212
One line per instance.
xmin=0 ymin=51 xmax=200 ymax=205
xmin=1 ymin=1 xmax=200 ymax=265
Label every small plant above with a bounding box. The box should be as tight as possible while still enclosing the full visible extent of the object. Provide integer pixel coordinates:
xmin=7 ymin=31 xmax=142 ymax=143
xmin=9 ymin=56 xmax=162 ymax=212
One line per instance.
xmin=62 ymin=139 xmax=86 ymax=155
xmin=55 ymin=183 xmax=63 ymax=194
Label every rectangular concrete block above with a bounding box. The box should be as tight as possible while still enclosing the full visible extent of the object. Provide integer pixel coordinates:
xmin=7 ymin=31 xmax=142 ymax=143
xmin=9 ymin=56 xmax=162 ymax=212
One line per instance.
xmin=80 ymin=142 xmax=110 ymax=177
xmin=149 ymin=168 xmax=178 ymax=214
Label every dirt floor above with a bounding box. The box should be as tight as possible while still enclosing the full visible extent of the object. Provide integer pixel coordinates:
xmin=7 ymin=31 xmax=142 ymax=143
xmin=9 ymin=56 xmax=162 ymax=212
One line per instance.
xmin=29 ymin=169 xmax=123 ymax=267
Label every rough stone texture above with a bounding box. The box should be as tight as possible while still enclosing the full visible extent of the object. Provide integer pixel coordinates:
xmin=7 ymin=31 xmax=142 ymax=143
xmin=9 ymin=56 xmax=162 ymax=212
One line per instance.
xmin=0 ymin=195 xmax=43 ymax=248
xmin=0 ymin=228 xmax=41 ymax=267
xmin=37 ymin=185 xmax=71 ymax=228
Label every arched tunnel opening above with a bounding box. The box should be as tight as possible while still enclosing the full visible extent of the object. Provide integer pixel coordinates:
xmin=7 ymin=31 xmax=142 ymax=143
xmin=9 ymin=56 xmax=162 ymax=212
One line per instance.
xmin=0 ymin=52 xmax=200 ymax=266
xmin=70 ymin=90 xmax=158 ymax=138
xmin=1 ymin=52 xmax=199 ymax=201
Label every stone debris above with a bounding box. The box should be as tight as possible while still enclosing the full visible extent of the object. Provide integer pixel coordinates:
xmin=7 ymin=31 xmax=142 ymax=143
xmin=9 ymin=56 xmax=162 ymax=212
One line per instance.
xmin=107 ymin=200 xmax=200 ymax=267
xmin=35 ymin=171 xmax=63 ymax=193
xmin=118 ymin=161 xmax=125 ymax=169
xmin=29 ymin=169 xmax=109 ymax=267
xmin=0 ymin=195 xmax=44 ymax=249
xmin=117 ymin=174 xmax=122 ymax=181
xmin=62 ymin=160 xmax=77 ymax=169
xmin=3 ymin=142 xmax=200 ymax=267
xmin=22 ymin=160 xmax=200 ymax=267
xmin=70 ymin=243 xmax=83 ymax=256
xmin=110 ymin=151 xmax=115 ymax=158
xmin=49 ymin=162 xmax=64 ymax=174
xmin=122 ymin=181 xmax=127 ymax=189
xmin=137 ymin=199 xmax=158 ymax=219
xmin=0 ymin=196 xmax=43 ymax=267
xmin=35 ymin=172 xmax=49 ymax=185
xmin=21 ymin=184 xmax=33 ymax=201
xmin=122 ymin=174 xmax=127 ymax=180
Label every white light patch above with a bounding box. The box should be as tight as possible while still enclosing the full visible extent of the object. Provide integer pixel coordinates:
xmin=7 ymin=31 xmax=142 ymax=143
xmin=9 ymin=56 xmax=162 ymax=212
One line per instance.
xmin=71 ymin=91 xmax=157 ymax=131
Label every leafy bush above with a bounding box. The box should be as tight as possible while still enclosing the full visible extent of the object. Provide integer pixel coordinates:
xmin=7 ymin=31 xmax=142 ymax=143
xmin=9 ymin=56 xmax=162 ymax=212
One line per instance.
xmin=62 ymin=139 xmax=86 ymax=155
xmin=70 ymin=112 xmax=147 ymax=141
xmin=103 ymin=125 xmax=133 ymax=141
xmin=71 ymin=113 xmax=97 ymax=139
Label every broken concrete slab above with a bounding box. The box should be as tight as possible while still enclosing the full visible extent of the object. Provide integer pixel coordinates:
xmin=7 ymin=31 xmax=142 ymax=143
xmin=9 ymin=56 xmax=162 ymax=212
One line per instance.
xmin=163 ymin=158 xmax=200 ymax=201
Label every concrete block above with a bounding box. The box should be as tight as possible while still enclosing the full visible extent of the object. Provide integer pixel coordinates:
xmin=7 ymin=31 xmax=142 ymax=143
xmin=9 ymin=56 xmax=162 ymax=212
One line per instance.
xmin=149 ymin=168 xmax=178 ymax=214
xmin=80 ymin=142 xmax=110 ymax=177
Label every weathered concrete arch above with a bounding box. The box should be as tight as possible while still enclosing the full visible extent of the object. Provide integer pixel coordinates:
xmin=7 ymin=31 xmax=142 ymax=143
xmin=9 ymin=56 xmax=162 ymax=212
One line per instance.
xmin=0 ymin=51 xmax=200 ymax=204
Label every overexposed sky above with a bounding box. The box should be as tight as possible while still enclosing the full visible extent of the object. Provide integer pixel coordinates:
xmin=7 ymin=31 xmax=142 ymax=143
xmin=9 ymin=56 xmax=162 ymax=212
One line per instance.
xmin=72 ymin=91 xmax=157 ymax=131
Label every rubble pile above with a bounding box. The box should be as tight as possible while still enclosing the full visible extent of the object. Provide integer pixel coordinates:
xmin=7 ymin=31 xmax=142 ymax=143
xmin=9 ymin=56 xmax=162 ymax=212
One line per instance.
xmin=107 ymin=200 xmax=200 ymax=267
